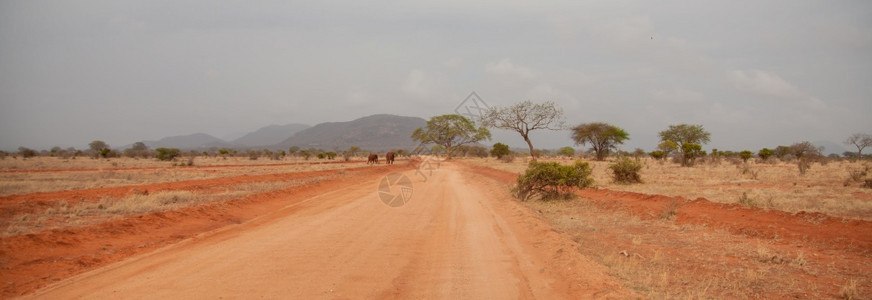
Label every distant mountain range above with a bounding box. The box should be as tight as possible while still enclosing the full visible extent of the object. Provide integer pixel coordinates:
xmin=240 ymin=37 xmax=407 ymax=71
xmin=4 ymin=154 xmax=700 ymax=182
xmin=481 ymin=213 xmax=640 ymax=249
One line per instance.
xmin=276 ymin=114 xmax=425 ymax=151
xmin=232 ymin=123 xmax=311 ymax=147
xmin=131 ymin=114 xmax=425 ymax=152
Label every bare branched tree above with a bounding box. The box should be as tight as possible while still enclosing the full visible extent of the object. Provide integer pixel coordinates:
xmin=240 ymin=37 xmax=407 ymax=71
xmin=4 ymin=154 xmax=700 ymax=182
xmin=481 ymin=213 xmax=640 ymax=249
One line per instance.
xmin=844 ymin=133 xmax=872 ymax=161
xmin=481 ymin=100 xmax=566 ymax=159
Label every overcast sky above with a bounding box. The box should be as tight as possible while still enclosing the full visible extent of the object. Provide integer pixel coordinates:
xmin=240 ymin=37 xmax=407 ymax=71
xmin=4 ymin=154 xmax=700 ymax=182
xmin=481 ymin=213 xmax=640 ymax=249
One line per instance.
xmin=1 ymin=1 xmax=870 ymax=153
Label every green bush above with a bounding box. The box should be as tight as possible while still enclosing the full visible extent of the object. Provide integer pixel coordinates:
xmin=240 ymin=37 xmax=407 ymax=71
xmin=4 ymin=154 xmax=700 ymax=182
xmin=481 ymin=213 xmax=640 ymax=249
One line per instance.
xmin=649 ymin=150 xmax=666 ymax=160
xmin=739 ymin=150 xmax=753 ymax=163
xmin=758 ymin=148 xmax=774 ymax=161
xmin=491 ymin=143 xmax=511 ymax=159
xmin=513 ymin=160 xmax=594 ymax=201
xmin=609 ymin=157 xmax=643 ymax=184
xmin=155 ymin=148 xmax=180 ymax=161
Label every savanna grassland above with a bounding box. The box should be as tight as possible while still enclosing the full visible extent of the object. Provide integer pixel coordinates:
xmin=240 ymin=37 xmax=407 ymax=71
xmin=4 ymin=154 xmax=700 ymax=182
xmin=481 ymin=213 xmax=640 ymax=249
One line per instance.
xmin=0 ymin=156 xmax=412 ymax=297
xmin=464 ymin=156 xmax=872 ymax=299
xmin=2 ymin=154 xmax=870 ymax=299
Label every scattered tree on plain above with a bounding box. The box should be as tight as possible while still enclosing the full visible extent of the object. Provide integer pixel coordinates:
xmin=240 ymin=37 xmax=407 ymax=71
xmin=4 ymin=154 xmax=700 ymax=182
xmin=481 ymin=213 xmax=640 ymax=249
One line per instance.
xmin=649 ymin=150 xmax=666 ymax=160
xmin=481 ymin=100 xmax=566 ymax=159
xmin=681 ymin=143 xmax=706 ymax=166
xmin=490 ymin=143 xmax=511 ymax=159
xmin=88 ymin=140 xmax=110 ymax=158
xmin=288 ymin=146 xmax=300 ymax=157
xmin=657 ymin=141 xmax=678 ymax=159
xmin=155 ymin=148 xmax=181 ymax=161
xmin=570 ymin=122 xmax=629 ymax=161
xmin=790 ymin=141 xmax=823 ymax=174
xmin=739 ymin=150 xmax=753 ymax=163
xmin=18 ymin=147 xmax=37 ymax=158
xmin=124 ymin=142 xmax=149 ymax=158
xmin=557 ymin=146 xmax=576 ymax=158
xmin=844 ymin=133 xmax=872 ymax=162
xmin=758 ymin=148 xmax=774 ymax=161
xmin=658 ymin=124 xmax=711 ymax=166
xmin=411 ymin=114 xmax=491 ymax=160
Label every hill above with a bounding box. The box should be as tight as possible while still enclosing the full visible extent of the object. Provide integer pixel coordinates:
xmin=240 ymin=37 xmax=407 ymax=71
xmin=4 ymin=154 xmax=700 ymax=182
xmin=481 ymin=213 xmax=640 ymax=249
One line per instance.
xmin=143 ymin=133 xmax=230 ymax=150
xmin=232 ymin=124 xmax=310 ymax=147
xmin=277 ymin=114 xmax=426 ymax=152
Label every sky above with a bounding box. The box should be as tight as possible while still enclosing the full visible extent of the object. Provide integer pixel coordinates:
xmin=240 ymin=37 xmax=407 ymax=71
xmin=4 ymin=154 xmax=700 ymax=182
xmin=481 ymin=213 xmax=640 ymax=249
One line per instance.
xmin=1 ymin=1 xmax=870 ymax=153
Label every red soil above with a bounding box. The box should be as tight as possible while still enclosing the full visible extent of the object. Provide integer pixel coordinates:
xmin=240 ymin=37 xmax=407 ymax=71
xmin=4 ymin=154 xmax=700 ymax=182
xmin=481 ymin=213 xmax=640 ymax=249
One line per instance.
xmin=0 ymin=165 xmax=374 ymax=218
xmin=0 ymin=163 xmax=412 ymax=298
xmin=0 ymin=159 xmax=370 ymax=174
xmin=466 ymin=163 xmax=872 ymax=254
xmin=466 ymin=163 xmax=872 ymax=297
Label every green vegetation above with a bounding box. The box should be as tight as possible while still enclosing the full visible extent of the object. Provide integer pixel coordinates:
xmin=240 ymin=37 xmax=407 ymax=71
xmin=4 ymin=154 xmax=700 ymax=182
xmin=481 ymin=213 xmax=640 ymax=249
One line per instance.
xmin=411 ymin=114 xmax=491 ymax=159
xmin=609 ymin=157 xmax=643 ymax=184
xmin=659 ymin=124 xmax=711 ymax=166
xmin=155 ymin=148 xmax=181 ymax=161
xmin=758 ymin=148 xmax=773 ymax=161
xmin=739 ymin=150 xmax=753 ymax=163
xmin=570 ymin=122 xmax=629 ymax=161
xmin=513 ymin=160 xmax=594 ymax=201
xmin=490 ymin=143 xmax=511 ymax=159
xmin=557 ymin=146 xmax=576 ymax=158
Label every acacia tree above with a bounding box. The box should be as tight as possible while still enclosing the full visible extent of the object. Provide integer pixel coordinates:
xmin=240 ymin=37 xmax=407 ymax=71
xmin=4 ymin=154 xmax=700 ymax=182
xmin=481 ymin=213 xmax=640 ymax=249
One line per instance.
xmin=88 ymin=140 xmax=110 ymax=158
xmin=481 ymin=100 xmax=566 ymax=159
xmin=658 ymin=124 xmax=711 ymax=166
xmin=844 ymin=133 xmax=872 ymax=162
xmin=657 ymin=140 xmax=678 ymax=158
xmin=570 ymin=122 xmax=629 ymax=161
xmin=790 ymin=141 xmax=822 ymax=174
xmin=557 ymin=146 xmax=576 ymax=158
xmin=411 ymin=114 xmax=491 ymax=160
xmin=490 ymin=143 xmax=511 ymax=159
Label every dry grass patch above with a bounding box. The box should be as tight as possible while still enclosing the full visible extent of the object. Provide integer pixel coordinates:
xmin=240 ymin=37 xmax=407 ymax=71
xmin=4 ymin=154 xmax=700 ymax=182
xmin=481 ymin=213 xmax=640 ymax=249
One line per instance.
xmin=2 ymin=175 xmax=336 ymax=237
xmin=465 ymin=157 xmax=872 ymax=220
xmin=0 ymin=156 xmax=365 ymax=170
xmin=521 ymin=198 xmax=867 ymax=298
xmin=0 ymin=158 xmax=362 ymax=196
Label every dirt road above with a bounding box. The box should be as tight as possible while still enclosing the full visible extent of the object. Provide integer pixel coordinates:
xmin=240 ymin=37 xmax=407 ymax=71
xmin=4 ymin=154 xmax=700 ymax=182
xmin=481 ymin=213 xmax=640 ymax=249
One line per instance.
xmin=25 ymin=163 xmax=626 ymax=299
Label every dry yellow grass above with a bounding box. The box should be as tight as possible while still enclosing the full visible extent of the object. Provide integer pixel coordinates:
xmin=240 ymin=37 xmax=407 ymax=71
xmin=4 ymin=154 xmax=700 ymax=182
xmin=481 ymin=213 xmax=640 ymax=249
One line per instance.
xmin=464 ymin=157 xmax=872 ymax=220
xmin=3 ymin=175 xmax=337 ymax=236
xmin=0 ymin=155 xmax=366 ymax=170
xmin=520 ymin=195 xmax=864 ymax=298
xmin=0 ymin=157 xmax=365 ymax=196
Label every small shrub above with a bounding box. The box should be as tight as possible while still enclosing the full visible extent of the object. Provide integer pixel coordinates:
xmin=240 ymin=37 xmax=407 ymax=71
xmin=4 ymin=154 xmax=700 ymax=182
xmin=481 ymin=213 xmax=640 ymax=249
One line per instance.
xmin=839 ymin=279 xmax=858 ymax=300
xmin=609 ymin=157 xmax=642 ymax=184
xmin=513 ymin=160 xmax=594 ymax=201
xmin=500 ymin=154 xmax=515 ymax=163
xmin=649 ymin=150 xmax=666 ymax=161
xmin=847 ymin=164 xmax=870 ymax=182
xmin=738 ymin=192 xmax=756 ymax=207
xmin=660 ymin=200 xmax=679 ymax=220
xmin=739 ymin=150 xmax=753 ymax=163
xmin=758 ymin=148 xmax=774 ymax=161
xmin=155 ymin=148 xmax=181 ymax=161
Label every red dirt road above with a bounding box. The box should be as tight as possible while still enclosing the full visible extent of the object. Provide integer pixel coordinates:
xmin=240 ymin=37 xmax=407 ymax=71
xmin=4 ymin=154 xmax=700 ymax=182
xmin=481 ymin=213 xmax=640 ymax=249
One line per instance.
xmin=23 ymin=163 xmax=628 ymax=299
